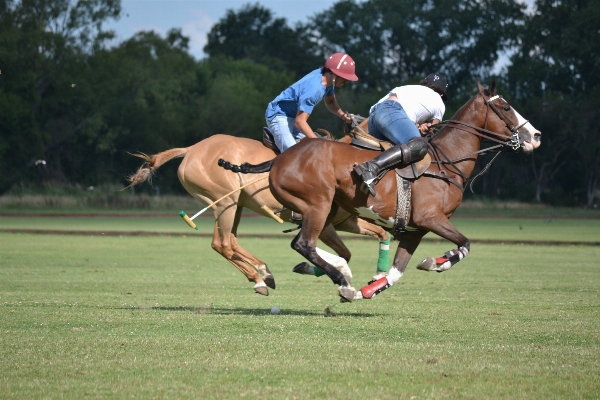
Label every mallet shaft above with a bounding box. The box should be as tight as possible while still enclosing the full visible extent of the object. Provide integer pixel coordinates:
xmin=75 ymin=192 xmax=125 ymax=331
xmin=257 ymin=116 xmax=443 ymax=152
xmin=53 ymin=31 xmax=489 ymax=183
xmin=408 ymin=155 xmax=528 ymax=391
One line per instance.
xmin=189 ymin=176 xmax=269 ymax=221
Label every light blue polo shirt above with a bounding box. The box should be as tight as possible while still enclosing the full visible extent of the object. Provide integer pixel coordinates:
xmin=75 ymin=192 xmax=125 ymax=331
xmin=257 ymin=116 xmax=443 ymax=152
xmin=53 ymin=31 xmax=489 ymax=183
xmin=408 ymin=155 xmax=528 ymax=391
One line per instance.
xmin=265 ymin=69 xmax=335 ymax=121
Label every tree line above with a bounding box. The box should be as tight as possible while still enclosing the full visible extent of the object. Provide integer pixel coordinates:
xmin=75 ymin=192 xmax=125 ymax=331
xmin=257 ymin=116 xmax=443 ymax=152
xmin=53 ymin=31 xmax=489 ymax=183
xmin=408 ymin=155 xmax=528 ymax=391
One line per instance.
xmin=0 ymin=0 xmax=598 ymax=205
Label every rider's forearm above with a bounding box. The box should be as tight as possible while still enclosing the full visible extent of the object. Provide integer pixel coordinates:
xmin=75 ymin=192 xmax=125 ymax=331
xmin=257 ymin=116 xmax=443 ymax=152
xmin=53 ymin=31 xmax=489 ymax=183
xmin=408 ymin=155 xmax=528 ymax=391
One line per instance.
xmin=294 ymin=118 xmax=318 ymax=138
xmin=325 ymin=96 xmax=346 ymax=119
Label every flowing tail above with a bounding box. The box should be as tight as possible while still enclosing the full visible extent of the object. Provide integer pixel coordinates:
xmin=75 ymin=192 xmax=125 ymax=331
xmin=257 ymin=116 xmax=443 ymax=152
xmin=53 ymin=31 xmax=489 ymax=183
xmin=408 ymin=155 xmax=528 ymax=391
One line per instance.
xmin=217 ymin=158 xmax=273 ymax=174
xmin=126 ymin=148 xmax=188 ymax=188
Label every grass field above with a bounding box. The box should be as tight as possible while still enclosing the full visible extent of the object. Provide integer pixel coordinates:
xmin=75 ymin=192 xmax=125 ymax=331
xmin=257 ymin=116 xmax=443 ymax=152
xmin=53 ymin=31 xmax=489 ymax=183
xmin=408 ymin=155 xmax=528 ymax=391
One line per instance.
xmin=1 ymin=212 xmax=599 ymax=399
xmin=1 ymin=213 xmax=600 ymax=243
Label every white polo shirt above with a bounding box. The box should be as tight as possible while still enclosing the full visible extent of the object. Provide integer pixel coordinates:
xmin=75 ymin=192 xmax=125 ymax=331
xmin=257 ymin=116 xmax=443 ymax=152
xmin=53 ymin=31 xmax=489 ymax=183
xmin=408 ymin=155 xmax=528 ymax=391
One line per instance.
xmin=369 ymin=85 xmax=445 ymax=124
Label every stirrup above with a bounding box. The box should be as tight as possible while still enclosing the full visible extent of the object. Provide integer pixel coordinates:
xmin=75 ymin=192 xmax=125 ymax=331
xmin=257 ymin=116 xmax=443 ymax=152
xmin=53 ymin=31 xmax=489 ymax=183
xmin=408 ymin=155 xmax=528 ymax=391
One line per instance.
xmin=291 ymin=211 xmax=303 ymax=222
xmin=353 ymin=164 xmax=377 ymax=196
xmin=360 ymin=181 xmax=376 ymax=197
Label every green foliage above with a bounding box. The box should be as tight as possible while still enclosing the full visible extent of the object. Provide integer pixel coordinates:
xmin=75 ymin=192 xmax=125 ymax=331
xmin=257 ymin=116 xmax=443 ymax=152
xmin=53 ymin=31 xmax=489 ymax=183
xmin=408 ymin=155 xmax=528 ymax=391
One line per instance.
xmin=196 ymin=56 xmax=295 ymax=140
xmin=305 ymin=0 xmax=526 ymax=99
xmin=0 ymin=0 xmax=121 ymax=191
xmin=505 ymin=0 xmax=600 ymax=205
xmin=203 ymin=3 xmax=321 ymax=79
xmin=0 ymin=0 xmax=598 ymax=205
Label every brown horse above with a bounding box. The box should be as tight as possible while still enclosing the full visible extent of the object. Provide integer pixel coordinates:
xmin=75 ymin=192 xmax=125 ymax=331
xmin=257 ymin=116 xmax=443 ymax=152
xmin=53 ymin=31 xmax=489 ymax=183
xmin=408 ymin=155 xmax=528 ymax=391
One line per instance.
xmin=220 ymin=81 xmax=542 ymax=301
xmin=127 ymin=134 xmax=388 ymax=296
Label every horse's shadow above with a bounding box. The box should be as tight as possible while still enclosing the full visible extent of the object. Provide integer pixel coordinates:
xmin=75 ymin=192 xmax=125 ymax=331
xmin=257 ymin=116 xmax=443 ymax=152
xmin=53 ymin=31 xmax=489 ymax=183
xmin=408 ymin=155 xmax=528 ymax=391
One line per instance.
xmin=131 ymin=305 xmax=380 ymax=317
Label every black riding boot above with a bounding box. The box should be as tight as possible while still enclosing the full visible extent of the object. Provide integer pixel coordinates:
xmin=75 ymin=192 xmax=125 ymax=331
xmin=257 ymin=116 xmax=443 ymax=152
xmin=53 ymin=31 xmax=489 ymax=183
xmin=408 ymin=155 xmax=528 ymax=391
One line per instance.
xmin=353 ymin=138 xmax=428 ymax=196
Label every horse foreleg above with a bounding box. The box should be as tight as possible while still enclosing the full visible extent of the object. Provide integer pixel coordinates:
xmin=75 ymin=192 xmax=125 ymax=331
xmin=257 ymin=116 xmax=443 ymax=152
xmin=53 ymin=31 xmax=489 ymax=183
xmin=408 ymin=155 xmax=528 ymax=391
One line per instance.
xmin=359 ymin=231 xmax=426 ymax=299
xmin=294 ymin=223 xmax=354 ymax=284
xmin=333 ymin=216 xmax=391 ymax=278
xmin=413 ymin=215 xmax=470 ymax=272
xmin=319 ymin=223 xmax=351 ymax=262
xmin=291 ymin=222 xmax=356 ymax=302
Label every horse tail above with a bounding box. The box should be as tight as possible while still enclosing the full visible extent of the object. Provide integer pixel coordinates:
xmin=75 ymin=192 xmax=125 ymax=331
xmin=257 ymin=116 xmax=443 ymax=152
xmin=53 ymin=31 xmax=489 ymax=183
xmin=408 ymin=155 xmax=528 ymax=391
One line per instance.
xmin=126 ymin=148 xmax=188 ymax=188
xmin=217 ymin=158 xmax=273 ymax=174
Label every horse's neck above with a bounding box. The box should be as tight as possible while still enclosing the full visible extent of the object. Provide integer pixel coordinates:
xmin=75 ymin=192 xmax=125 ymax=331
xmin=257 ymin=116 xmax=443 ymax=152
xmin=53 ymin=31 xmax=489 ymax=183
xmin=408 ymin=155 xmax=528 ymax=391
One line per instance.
xmin=433 ymin=100 xmax=486 ymax=179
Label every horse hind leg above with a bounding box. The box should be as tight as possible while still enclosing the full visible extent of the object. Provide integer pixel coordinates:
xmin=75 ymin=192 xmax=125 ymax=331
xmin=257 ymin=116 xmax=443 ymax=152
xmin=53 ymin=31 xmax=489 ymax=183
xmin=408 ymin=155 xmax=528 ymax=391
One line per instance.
xmin=211 ymin=206 xmax=272 ymax=296
xmin=231 ymin=205 xmax=275 ymax=289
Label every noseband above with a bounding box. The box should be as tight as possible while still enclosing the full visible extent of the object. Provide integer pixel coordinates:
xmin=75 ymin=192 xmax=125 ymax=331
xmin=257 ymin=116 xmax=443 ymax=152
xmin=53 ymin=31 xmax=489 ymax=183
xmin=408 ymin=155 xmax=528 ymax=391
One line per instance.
xmin=484 ymin=94 xmax=529 ymax=151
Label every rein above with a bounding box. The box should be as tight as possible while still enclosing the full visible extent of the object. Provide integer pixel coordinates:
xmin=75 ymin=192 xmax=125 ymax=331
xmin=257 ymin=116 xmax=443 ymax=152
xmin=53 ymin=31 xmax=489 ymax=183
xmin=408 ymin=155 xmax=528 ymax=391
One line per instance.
xmin=424 ymin=92 xmax=526 ymax=192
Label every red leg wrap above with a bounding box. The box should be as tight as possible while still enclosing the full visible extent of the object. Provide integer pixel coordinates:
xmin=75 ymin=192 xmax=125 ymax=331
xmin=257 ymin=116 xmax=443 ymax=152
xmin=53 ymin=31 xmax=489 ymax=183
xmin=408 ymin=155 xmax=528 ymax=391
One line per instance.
xmin=361 ymin=277 xmax=390 ymax=299
xmin=435 ymin=256 xmax=449 ymax=265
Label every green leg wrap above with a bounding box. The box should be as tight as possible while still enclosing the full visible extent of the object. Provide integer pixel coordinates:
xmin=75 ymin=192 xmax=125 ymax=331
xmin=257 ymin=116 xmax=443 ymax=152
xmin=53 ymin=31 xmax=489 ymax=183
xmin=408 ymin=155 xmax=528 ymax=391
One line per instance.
xmin=376 ymin=237 xmax=391 ymax=272
xmin=313 ymin=266 xmax=325 ymax=277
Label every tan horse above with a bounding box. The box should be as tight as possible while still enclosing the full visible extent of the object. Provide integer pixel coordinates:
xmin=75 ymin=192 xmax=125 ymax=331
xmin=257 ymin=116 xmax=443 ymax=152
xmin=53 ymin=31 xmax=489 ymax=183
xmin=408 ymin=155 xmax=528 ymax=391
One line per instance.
xmin=127 ymin=134 xmax=388 ymax=296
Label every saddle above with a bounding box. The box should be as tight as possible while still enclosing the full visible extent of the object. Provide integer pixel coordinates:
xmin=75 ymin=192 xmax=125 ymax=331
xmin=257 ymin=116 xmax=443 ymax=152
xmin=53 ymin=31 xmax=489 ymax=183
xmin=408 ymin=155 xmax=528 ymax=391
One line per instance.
xmin=348 ymin=125 xmax=431 ymax=180
xmin=262 ymin=127 xmax=280 ymax=154
xmin=262 ymin=127 xmax=335 ymax=154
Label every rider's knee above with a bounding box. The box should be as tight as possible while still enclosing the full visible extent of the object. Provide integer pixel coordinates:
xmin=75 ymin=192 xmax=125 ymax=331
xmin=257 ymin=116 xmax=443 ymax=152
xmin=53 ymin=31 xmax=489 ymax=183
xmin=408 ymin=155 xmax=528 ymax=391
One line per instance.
xmin=401 ymin=138 xmax=428 ymax=164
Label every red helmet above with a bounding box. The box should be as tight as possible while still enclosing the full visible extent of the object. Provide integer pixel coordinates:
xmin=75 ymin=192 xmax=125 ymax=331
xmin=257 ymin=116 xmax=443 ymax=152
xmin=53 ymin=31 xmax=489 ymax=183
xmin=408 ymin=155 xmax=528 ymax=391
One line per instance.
xmin=325 ymin=53 xmax=358 ymax=81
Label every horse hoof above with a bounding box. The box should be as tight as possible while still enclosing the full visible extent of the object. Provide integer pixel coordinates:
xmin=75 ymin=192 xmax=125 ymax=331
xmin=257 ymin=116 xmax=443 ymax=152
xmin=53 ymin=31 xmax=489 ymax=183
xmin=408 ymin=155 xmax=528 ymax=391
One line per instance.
xmin=416 ymin=257 xmax=435 ymax=271
xmin=292 ymin=262 xmax=315 ymax=275
xmin=338 ymin=286 xmax=356 ymax=303
xmin=264 ymin=275 xmax=276 ymax=289
xmin=254 ymin=286 xmax=269 ymax=296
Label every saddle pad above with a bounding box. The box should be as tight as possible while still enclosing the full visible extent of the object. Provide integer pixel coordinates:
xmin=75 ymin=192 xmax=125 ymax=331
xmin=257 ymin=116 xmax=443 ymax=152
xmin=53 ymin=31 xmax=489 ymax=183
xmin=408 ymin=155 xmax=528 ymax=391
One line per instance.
xmin=349 ymin=125 xmax=393 ymax=151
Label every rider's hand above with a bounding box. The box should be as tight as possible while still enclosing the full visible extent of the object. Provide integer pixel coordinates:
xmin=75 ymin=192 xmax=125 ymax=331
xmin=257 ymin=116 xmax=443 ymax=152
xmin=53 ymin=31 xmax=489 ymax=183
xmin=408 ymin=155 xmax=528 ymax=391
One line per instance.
xmin=418 ymin=123 xmax=432 ymax=134
xmin=340 ymin=112 xmax=353 ymax=125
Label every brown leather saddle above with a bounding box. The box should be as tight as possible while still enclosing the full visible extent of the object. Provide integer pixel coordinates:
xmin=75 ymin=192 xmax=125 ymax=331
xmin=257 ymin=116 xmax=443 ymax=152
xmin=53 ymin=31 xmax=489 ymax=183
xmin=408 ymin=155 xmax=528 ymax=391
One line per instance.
xmin=262 ymin=127 xmax=280 ymax=154
xmin=348 ymin=125 xmax=431 ymax=180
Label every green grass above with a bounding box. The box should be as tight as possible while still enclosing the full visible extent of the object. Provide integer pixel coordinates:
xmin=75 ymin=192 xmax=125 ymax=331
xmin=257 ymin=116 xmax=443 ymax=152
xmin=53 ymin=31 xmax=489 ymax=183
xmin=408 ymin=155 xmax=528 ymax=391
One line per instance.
xmin=1 ymin=232 xmax=599 ymax=399
xmin=1 ymin=214 xmax=600 ymax=243
xmin=2 ymin=193 xmax=599 ymax=217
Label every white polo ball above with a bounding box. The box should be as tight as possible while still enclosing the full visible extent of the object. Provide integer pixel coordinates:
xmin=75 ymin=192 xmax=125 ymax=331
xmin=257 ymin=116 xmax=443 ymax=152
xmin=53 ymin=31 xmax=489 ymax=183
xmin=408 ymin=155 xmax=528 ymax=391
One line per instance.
xmin=270 ymin=306 xmax=281 ymax=314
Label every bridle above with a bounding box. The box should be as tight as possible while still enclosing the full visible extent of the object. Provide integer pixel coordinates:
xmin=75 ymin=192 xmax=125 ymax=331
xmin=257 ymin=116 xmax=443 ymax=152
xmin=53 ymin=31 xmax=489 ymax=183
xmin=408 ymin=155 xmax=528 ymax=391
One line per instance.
xmin=483 ymin=94 xmax=530 ymax=151
xmin=425 ymin=90 xmax=530 ymax=192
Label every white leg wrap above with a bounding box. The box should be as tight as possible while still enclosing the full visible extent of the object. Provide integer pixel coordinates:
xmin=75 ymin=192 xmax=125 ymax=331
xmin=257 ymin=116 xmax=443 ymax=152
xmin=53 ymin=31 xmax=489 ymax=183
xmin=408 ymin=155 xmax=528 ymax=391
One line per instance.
xmin=255 ymin=263 xmax=269 ymax=277
xmin=372 ymin=271 xmax=386 ymax=281
xmin=316 ymin=247 xmax=352 ymax=282
xmin=386 ymin=267 xmax=403 ymax=285
xmin=437 ymin=260 xmax=452 ymax=271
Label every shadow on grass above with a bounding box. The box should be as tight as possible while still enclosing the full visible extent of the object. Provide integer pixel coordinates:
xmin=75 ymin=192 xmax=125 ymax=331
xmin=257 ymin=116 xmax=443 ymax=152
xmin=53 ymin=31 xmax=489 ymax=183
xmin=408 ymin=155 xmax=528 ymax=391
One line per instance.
xmin=119 ymin=305 xmax=381 ymax=317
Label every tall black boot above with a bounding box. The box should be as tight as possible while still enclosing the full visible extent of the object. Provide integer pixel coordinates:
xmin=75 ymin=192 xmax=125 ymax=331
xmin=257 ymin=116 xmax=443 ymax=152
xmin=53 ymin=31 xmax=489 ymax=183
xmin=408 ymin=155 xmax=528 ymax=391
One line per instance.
xmin=353 ymin=138 xmax=428 ymax=196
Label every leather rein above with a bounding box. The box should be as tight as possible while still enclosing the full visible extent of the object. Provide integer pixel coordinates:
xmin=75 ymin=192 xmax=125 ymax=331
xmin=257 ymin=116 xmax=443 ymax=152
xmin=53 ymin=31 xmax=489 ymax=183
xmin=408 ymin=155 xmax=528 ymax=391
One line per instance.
xmin=424 ymin=92 xmax=530 ymax=193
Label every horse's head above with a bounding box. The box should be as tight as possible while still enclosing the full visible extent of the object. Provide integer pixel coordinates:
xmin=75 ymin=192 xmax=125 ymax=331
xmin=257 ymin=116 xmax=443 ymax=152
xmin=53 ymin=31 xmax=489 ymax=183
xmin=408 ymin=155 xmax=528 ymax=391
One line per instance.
xmin=476 ymin=80 xmax=542 ymax=153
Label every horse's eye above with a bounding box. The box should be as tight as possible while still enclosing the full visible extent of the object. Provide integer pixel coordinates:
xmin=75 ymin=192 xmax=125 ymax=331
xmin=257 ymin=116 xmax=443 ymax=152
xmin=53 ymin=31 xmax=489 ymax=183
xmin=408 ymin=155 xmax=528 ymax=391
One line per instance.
xmin=504 ymin=106 xmax=511 ymax=111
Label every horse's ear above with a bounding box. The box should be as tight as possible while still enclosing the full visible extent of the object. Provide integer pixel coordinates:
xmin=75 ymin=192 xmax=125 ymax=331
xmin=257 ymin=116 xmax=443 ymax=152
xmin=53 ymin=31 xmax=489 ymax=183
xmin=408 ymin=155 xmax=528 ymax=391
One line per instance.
xmin=476 ymin=81 xmax=486 ymax=94
xmin=489 ymin=78 xmax=497 ymax=94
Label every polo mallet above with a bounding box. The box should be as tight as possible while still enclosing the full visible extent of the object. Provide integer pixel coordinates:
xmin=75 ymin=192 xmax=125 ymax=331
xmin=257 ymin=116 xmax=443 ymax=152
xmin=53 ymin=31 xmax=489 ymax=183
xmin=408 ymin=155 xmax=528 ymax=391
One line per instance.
xmin=178 ymin=176 xmax=283 ymax=230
